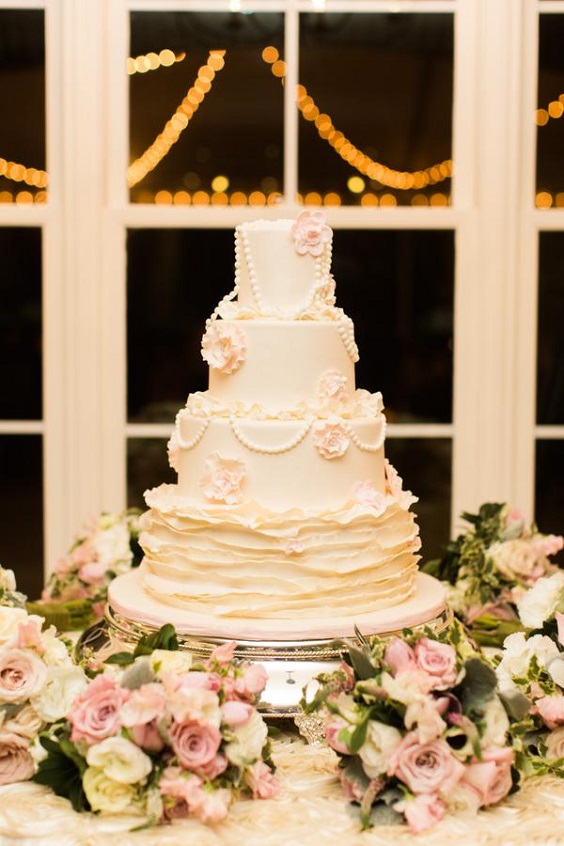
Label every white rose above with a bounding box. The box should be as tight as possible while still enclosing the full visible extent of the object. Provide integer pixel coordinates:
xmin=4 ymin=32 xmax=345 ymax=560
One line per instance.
xmin=497 ymin=632 xmax=560 ymax=690
xmin=547 ymin=656 xmax=564 ymax=689
xmin=381 ymin=670 xmax=427 ymax=706
xmin=546 ymin=726 xmax=564 ymax=759
xmin=0 ymin=568 xmax=17 ymax=593
xmin=40 ymin=627 xmax=74 ymax=668
xmin=447 ymin=783 xmax=482 ymax=815
xmin=489 ymin=539 xmax=538 ymax=580
xmin=480 ymin=696 xmax=510 ymax=748
xmin=358 ymin=721 xmax=403 ymax=779
xmin=149 ymin=649 xmax=192 ymax=679
xmin=83 ymin=766 xmax=137 ymax=813
xmin=86 ymin=736 xmax=152 ymax=784
xmin=225 ymin=710 xmax=268 ymax=767
xmin=0 ymin=607 xmax=28 ymax=646
xmin=92 ymin=523 xmax=132 ymax=571
xmin=518 ymin=572 xmax=564 ymax=629
xmin=32 ymin=665 xmax=88 ymax=722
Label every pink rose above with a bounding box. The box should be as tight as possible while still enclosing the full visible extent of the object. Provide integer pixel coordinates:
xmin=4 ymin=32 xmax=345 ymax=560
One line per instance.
xmin=200 ymin=452 xmax=246 ymax=504
xmin=414 ymin=638 xmax=458 ymax=689
xmin=352 ymin=481 xmax=386 ymax=515
xmin=462 ymin=747 xmax=514 ymax=807
xmin=244 ymin=760 xmax=279 ymax=799
xmin=292 ymin=210 xmax=332 ymax=257
xmin=68 ymin=674 xmax=129 ymax=745
xmin=191 ymin=786 xmax=232 ymax=825
xmin=385 ymin=638 xmax=417 ymax=675
xmin=201 ymin=322 xmax=247 ymax=374
xmin=78 ymin=559 xmax=108 ymax=586
xmin=209 ymin=641 xmax=237 ymax=666
xmin=325 ymin=716 xmax=350 ymax=755
xmin=159 ymin=768 xmax=203 ymax=820
xmin=0 ymin=648 xmax=47 ymax=703
xmin=389 ymin=733 xmax=465 ymax=795
xmin=0 ymin=731 xmax=35 ymax=785
xmin=234 ymin=663 xmax=268 ymax=701
xmin=197 ymin=752 xmax=228 ymax=781
xmin=221 ymin=700 xmax=254 ymax=727
xmin=169 ymin=720 xmax=221 ymax=772
xmin=313 ymin=420 xmax=350 ymax=460
xmin=177 ymin=671 xmax=221 ymax=692
xmin=130 ymin=722 xmax=164 ymax=753
xmin=12 ymin=617 xmax=45 ymax=655
xmin=394 ymin=792 xmax=445 ymax=833
xmin=536 ymin=695 xmax=564 ymax=729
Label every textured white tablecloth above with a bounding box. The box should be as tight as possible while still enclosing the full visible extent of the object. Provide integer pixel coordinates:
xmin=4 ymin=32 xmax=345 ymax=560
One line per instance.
xmin=1 ymin=729 xmax=563 ymax=846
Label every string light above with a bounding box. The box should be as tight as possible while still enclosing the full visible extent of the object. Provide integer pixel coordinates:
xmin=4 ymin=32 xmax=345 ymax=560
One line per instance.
xmin=127 ymin=50 xmax=226 ymax=188
xmin=535 ymin=94 xmax=564 ymax=126
xmin=127 ymin=49 xmax=185 ymax=75
xmin=261 ymin=47 xmax=453 ymax=191
xmin=0 ymin=158 xmax=48 ymax=189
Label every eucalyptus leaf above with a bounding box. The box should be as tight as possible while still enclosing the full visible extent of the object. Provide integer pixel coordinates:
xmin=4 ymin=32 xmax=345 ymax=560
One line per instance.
xmin=499 ymin=688 xmax=531 ymax=721
xmin=459 ymin=658 xmax=497 ymax=715
xmin=345 ymin=643 xmax=376 ymax=682
xmin=121 ymin=657 xmax=155 ymax=690
xmin=368 ymin=801 xmax=404 ymax=827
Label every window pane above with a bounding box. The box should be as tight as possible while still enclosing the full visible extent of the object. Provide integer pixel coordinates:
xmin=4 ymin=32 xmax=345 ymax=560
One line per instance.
xmin=0 ymin=228 xmax=42 ymax=420
xmin=127 ymin=228 xmax=234 ymax=423
xmin=336 ymin=230 xmax=454 ymax=423
xmin=127 ymin=438 xmax=175 ymax=510
xmin=298 ymin=13 xmax=453 ymax=207
xmin=535 ymin=441 xmax=564 ymax=565
xmin=129 ymin=12 xmax=284 ymax=205
xmin=386 ymin=438 xmax=451 ymax=561
xmin=537 ymin=232 xmax=564 ymax=424
xmin=537 ymin=15 xmax=564 ymax=206
xmin=0 ymin=10 xmax=47 ymax=205
xmin=0 ymin=435 xmax=43 ymax=600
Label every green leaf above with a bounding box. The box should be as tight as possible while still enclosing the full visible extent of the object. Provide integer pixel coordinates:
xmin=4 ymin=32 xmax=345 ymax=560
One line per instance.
xmin=133 ymin=624 xmax=179 ymax=656
xmin=104 ymin=651 xmax=135 ymax=666
xmin=348 ymin=717 xmax=369 ymax=755
xmin=344 ymin=642 xmax=376 ymax=682
xmin=459 ymin=657 xmax=497 ymax=715
xmin=34 ymin=736 xmax=89 ymax=812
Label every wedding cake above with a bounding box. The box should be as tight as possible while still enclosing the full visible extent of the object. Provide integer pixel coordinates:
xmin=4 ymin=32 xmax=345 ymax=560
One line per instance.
xmin=109 ymin=212 xmax=445 ymax=640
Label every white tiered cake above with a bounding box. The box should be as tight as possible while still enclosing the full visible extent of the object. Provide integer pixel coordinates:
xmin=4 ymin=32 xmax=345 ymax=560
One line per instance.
xmin=109 ymin=213 xmax=445 ymax=641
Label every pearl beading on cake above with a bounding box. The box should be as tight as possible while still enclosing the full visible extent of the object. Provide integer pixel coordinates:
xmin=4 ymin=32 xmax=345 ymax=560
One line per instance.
xmin=229 ymin=415 xmax=312 ymax=454
xmin=175 ymin=419 xmax=210 ymax=450
xmin=204 ymin=231 xmax=241 ymax=329
xmin=343 ymin=420 xmax=386 ymax=452
xmin=336 ymin=314 xmax=360 ymax=363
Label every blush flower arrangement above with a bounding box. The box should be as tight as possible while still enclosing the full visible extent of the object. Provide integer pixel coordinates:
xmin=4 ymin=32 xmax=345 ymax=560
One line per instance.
xmin=301 ymin=622 xmax=517 ymax=834
xmin=33 ymin=625 xmax=278 ymax=826
xmin=495 ymin=571 xmax=564 ymax=776
xmin=37 ymin=509 xmax=143 ymax=629
xmin=0 ymin=564 xmax=88 ymax=786
xmin=422 ymin=502 xmax=564 ymax=646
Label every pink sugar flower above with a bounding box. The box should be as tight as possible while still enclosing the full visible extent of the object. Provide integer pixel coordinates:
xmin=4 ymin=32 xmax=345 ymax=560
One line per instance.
xmin=68 ymin=674 xmax=129 ymax=745
xmin=201 ymin=322 xmax=247 ymax=374
xmin=292 ymin=210 xmax=332 ymax=257
xmin=317 ymin=369 xmax=349 ymax=406
xmin=313 ymin=420 xmax=350 ymax=460
xmin=169 ymin=719 xmax=222 ymax=773
xmin=244 ymin=760 xmax=279 ymax=800
xmin=352 ymin=481 xmax=386 ymax=515
xmin=200 ymin=452 xmax=246 ymax=504
xmin=394 ymin=792 xmax=445 ymax=833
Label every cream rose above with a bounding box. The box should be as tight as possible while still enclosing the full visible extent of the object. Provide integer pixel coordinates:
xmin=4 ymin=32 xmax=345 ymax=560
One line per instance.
xmin=83 ymin=766 xmax=137 ymax=813
xmin=480 ymin=697 xmax=510 ymax=748
xmin=225 ymin=710 xmax=268 ymax=767
xmin=86 ymin=736 xmax=152 ymax=784
xmin=0 ymin=648 xmax=47 ymax=703
xmin=32 ymin=665 xmax=88 ymax=723
xmin=358 ymin=720 xmax=403 ymax=778
xmin=149 ymin=648 xmax=193 ymax=679
xmin=489 ymin=539 xmax=538 ymax=580
xmin=0 ymin=730 xmax=35 ymax=785
xmin=0 ymin=607 xmax=29 ymax=647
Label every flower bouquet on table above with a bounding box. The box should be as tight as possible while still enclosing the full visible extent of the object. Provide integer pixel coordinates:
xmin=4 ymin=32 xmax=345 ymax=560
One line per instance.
xmin=33 ymin=625 xmax=278 ymax=826
xmin=0 ymin=564 xmax=88 ymax=786
xmin=301 ymin=621 xmax=517 ymax=834
xmin=495 ymin=571 xmax=564 ymax=776
xmin=422 ymin=502 xmax=564 ymax=647
xmin=33 ymin=508 xmax=143 ymax=630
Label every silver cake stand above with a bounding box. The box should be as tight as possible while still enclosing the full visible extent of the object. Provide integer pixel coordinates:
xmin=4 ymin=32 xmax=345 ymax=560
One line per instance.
xmin=76 ymin=571 xmax=451 ymax=742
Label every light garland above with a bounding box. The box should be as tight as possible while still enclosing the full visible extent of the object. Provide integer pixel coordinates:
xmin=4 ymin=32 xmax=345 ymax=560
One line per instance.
xmin=127 ymin=50 xmax=226 ymax=188
xmin=261 ymin=46 xmax=452 ymax=191
xmin=535 ymin=94 xmax=564 ymax=126
xmin=0 ymin=158 xmax=48 ymax=189
xmin=127 ymin=49 xmax=185 ymax=75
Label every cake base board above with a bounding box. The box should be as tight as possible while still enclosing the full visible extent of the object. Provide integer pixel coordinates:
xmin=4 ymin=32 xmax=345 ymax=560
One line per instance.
xmin=76 ymin=572 xmax=450 ymax=721
xmin=107 ymin=569 xmax=446 ymax=641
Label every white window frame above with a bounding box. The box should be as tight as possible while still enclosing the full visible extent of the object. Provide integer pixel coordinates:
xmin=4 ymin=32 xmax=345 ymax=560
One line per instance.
xmin=1 ymin=0 xmax=558 ymax=579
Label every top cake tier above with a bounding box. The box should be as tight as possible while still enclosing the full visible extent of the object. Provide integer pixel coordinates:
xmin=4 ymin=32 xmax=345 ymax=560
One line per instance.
xmin=234 ymin=215 xmax=333 ymax=316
